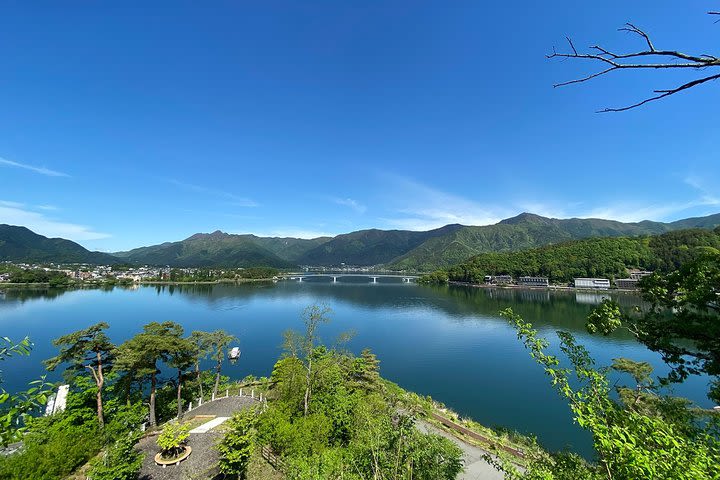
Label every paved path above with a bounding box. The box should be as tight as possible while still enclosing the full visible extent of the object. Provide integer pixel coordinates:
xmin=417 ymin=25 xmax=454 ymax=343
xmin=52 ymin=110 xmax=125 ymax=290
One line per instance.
xmin=137 ymin=396 xmax=260 ymax=480
xmin=416 ymin=418 xmax=505 ymax=480
xmin=189 ymin=416 xmax=230 ymax=434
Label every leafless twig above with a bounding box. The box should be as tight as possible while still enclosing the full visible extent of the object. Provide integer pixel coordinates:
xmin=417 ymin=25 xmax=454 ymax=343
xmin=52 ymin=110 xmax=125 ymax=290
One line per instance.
xmin=548 ymin=16 xmax=720 ymax=112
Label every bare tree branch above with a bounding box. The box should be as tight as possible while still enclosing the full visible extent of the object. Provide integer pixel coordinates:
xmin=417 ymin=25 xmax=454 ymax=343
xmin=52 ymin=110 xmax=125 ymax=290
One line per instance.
xmin=597 ymin=73 xmax=720 ymax=112
xmin=548 ymin=17 xmax=720 ymax=112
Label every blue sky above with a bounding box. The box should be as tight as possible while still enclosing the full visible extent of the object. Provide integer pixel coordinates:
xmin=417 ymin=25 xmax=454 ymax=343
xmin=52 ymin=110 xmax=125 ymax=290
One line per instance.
xmin=1 ymin=1 xmax=718 ymax=252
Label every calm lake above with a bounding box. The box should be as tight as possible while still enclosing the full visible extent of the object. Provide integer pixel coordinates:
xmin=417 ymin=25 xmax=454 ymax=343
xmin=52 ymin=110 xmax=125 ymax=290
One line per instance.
xmin=0 ymin=279 xmax=712 ymax=458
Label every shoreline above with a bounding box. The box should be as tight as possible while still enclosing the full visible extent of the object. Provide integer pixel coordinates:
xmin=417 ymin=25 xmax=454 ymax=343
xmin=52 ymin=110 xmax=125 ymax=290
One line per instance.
xmin=446 ymin=280 xmax=641 ymax=294
xmin=0 ymin=278 xmax=278 ymax=288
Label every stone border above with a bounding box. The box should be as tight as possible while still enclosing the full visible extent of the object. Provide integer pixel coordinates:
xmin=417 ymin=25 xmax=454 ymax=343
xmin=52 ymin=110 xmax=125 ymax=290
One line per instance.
xmin=154 ymin=446 xmax=192 ymax=467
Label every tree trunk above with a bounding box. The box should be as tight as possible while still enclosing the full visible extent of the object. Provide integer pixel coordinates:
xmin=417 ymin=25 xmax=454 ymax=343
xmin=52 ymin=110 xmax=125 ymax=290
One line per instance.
xmin=149 ymin=372 xmax=157 ymax=427
xmin=177 ymin=368 xmax=184 ymax=419
xmin=213 ymin=358 xmax=222 ymax=398
xmin=304 ymin=357 xmax=312 ymax=416
xmin=95 ymin=352 xmax=105 ymax=428
xmin=196 ymin=362 xmax=203 ymax=399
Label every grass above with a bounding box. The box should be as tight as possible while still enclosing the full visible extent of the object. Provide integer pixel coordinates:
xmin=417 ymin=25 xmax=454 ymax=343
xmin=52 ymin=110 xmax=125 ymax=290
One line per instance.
xmin=247 ymin=449 xmax=285 ymax=480
xmin=180 ymin=415 xmax=215 ymax=431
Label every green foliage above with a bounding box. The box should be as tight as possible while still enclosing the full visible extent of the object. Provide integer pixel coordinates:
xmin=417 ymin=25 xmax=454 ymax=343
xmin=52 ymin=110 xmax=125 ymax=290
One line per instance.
xmin=391 ymin=213 xmax=720 ymax=271
xmin=218 ymin=408 xmax=259 ymax=479
xmin=45 ymin=322 xmax=115 ymax=427
xmin=0 ymin=336 xmax=53 ymax=446
xmin=647 ymin=228 xmax=720 ymax=271
xmin=190 ymin=329 xmax=236 ymax=398
xmin=298 ymin=225 xmax=462 ymax=267
xmin=87 ymin=430 xmax=144 ymax=480
xmin=424 ymin=227 xmax=720 ymax=284
xmin=0 ymin=411 xmax=99 ymax=480
xmin=238 ymin=266 xmax=280 ymax=279
xmin=499 ymin=308 xmax=720 ymax=480
xmin=117 ymin=231 xmax=302 ymax=268
xmin=0 ymin=224 xmax=118 ymax=264
xmin=582 ymin=249 xmax=720 ymax=402
xmin=157 ymin=421 xmax=190 ymax=458
xmin=114 ymin=321 xmax=187 ymax=426
xmin=634 ymin=249 xmax=720 ymax=401
xmin=585 ymin=299 xmax=625 ymax=336
xmin=7 ymin=268 xmax=71 ymax=285
xmin=253 ymin=305 xmax=464 ymax=480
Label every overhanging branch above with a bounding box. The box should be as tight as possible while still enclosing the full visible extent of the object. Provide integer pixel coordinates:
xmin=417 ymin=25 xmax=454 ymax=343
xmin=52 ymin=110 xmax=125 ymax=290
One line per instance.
xmin=548 ymin=17 xmax=720 ymax=112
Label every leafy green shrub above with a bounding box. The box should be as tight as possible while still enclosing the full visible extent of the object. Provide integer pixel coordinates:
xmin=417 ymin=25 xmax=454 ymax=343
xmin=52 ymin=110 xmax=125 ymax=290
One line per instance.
xmin=0 ymin=414 xmax=99 ymax=480
xmin=218 ymin=408 xmax=259 ymax=479
xmin=157 ymin=421 xmax=190 ymax=459
xmin=87 ymin=431 xmax=144 ymax=480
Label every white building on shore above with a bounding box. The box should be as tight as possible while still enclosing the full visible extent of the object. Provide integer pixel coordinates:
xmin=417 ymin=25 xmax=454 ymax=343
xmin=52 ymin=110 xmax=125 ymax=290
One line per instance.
xmin=574 ymin=278 xmax=610 ymax=289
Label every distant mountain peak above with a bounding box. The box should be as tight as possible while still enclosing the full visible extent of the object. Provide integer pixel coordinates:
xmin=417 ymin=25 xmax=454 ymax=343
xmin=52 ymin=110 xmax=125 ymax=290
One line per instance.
xmin=186 ymin=230 xmax=229 ymax=241
xmin=499 ymin=212 xmax=549 ymax=225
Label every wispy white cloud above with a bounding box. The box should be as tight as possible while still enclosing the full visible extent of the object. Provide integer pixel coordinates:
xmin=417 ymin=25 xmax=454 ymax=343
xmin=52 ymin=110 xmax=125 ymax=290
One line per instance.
xmin=332 ymin=197 xmax=367 ymax=214
xmin=574 ymin=175 xmax=720 ymax=223
xmin=684 ymin=175 xmax=720 ymax=207
xmin=0 ymin=201 xmax=110 ymax=241
xmin=168 ymin=179 xmax=259 ymax=207
xmin=36 ymin=204 xmax=59 ymax=211
xmin=0 ymin=200 xmax=25 ymax=209
xmin=379 ymin=175 xmax=509 ymax=230
xmin=579 ymin=204 xmax=694 ymax=223
xmin=245 ymin=228 xmax=334 ymax=239
xmin=0 ymin=157 xmax=69 ymax=177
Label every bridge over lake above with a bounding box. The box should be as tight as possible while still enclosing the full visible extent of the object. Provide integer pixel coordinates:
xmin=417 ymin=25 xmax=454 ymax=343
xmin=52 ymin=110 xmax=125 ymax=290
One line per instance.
xmin=282 ymin=273 xmax=419 ymax=283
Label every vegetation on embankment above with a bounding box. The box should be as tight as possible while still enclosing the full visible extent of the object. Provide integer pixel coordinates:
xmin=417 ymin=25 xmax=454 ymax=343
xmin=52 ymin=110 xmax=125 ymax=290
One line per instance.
xmin=419 ymin=227 xmax=720 ymax=285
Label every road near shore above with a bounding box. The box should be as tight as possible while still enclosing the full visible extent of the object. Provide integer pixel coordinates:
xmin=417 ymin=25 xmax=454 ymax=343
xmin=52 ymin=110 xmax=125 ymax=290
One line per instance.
xmin=416 ymin=418 xmax=506 ymax=480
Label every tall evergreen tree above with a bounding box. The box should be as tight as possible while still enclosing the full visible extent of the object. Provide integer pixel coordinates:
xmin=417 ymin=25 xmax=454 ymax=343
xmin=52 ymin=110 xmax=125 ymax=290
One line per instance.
xmin=45 ymin=322 xmax=114 ymax=427
xmin=115 ymin=321 xmax=184 ymax=427
xmin=204 ymin=330 xmax=236 ymax=398
xmin=167 ymin=336 xmax=195 ymax=419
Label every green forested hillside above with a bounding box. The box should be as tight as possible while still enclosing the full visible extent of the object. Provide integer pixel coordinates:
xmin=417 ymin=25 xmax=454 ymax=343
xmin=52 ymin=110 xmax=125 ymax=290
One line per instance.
xmin=114 ymin=231 xmax=300 ymax=268
xmin=389 ymin=213 xmax=720 ymax=271
xmin=422 ymin=227 xmax=720 ymax=284
xmin=253 ymin=235 xmax=331 ymax=262
xmin=297 ymin=224 xmax=463 ymax=266
xmin=4 ymin=212 xmax=720 ymax=269
xmin=0 ymin=225 xmax=119 ymax=264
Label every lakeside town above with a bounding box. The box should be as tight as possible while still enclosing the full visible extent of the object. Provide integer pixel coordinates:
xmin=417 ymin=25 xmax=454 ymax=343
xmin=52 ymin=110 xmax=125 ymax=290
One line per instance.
xmin=0 ymin=260 xmax=652 ymax=291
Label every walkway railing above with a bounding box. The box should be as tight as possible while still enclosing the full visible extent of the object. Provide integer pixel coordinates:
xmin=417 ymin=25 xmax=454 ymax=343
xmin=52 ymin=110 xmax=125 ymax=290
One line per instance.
xmin=429 ymin=412 xmax=526 ymax=458
xmin=143 ymin=383 xmax=269 ymax=430
xmin=260 ymin=445 xmax=286 ymax=472
xmin=183 ymin=385 xmax=266 ymax=417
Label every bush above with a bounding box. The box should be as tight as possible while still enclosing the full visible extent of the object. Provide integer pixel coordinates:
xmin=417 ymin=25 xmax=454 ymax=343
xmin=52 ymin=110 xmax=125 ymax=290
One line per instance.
xmin=87 ymin=431 xmax=144 ymax=480
xmin=0 ymin=414 xmax=99 ymax=480
xmin=218 ymin=409 xmax=259 ymax=479
xmin=157 ymin=421 xmax=190 ymax=459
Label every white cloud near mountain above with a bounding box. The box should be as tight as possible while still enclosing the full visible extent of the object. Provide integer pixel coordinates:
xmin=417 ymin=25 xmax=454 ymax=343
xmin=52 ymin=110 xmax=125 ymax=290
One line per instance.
xmin=167 ymin=179 xmax=258 ymax=207
xmin=379 ymin=175 xmax=509 ymax=230
xmin=0 ymin=201 xmax=110 ymax=241
xmin=332 ymin=197 xmax=367 ymax=214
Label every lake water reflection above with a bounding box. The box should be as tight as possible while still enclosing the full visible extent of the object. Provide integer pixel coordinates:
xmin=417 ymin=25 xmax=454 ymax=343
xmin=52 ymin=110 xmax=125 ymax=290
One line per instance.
xmin=0 ymin=281 xmax=712 ymax=458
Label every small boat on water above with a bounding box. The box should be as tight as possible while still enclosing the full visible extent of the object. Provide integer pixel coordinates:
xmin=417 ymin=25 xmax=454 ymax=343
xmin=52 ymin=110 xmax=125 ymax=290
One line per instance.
xmin=228 ymin=346 xmax=241 ymax=360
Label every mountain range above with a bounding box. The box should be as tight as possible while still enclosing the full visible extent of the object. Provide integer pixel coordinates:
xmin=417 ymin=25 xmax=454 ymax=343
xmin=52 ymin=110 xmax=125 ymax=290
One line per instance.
xmin=2 ymin=212 xmax=719 ymax=270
